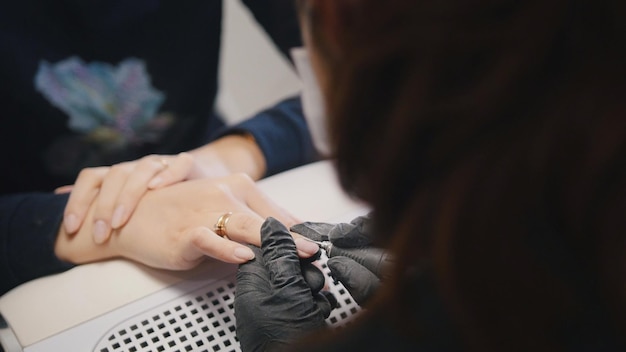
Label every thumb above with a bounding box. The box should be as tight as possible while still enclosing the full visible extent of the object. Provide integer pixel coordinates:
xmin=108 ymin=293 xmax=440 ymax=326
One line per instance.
xmin=261 ymin=217 xmax=308 ymax=287
xmin=289 ymin=221 xmax=334 ymax=242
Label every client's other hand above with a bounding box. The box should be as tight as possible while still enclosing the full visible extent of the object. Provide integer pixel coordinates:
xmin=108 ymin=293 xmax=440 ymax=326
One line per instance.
xmin=235 ymin=217 xmax=337 ymax=352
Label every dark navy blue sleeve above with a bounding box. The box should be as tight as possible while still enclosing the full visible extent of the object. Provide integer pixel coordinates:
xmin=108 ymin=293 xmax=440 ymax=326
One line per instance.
xmin=220 ymin=1 xmax=318 ymax=176
xmin=212 ymin=96 xmax=319 ymax=177
xmin=0 ymin=193 xmax=74 ymax=296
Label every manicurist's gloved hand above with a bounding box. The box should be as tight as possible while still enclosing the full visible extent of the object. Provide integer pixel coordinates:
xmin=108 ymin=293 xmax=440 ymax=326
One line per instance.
xmin=235 ymin=217 xmax=337 ymax=352
xmin=291 ymin=215 xmax=385 ymax=305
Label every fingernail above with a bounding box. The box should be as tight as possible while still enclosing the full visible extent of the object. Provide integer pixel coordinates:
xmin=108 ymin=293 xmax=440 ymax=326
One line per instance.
xmin=295 ymin=237 xmax=320 ymax=255
xmin=64 ymin=213 xmax=78 ymax=233
xmin=94 ymin=220 xmax=108 ymax=244
xmin=111 ymin=205 xmax=125 ymax=228
xmin=148 ymin=176 xmax=162 ymax=189
xmin=234 ymin=247 xmax=255 ymax=261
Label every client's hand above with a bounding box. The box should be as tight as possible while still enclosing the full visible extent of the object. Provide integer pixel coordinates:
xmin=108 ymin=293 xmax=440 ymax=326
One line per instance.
xmin=57 ymin=152 xmax=203 ymax=243
xmin=291 ymin=215 xmax=384 ymax=305
xmin=54 ymin=177 xmax=316 ymax=269
xmin=235 ymin=217 xmax=337 ymax=352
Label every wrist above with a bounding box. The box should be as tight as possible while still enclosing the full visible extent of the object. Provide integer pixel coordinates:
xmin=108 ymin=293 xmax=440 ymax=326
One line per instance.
xmin=190 ymin=133 xmax=267 ymax=180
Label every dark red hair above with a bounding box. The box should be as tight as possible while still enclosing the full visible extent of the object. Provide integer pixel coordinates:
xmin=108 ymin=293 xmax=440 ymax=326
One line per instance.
xmin=318 ymin=0 xmax=626 ymax=350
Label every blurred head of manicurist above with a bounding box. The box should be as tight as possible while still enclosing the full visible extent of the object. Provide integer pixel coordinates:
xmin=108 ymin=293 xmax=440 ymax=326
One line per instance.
xmin=290 ymin=0 xmax=626 ymax=350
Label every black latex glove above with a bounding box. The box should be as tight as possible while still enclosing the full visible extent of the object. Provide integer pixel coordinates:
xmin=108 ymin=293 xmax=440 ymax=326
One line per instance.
xmin=235 ymin=217 xmax=337 ymax=352
xmin=290 ymin=215 xmax=382 ymax=305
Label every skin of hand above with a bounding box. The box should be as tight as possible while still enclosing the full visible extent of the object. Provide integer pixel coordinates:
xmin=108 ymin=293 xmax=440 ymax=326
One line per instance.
xmin=54 ymin=176 xmax=320 ymax=268
xmin=57 ymin=134 xmax=266 ymax=244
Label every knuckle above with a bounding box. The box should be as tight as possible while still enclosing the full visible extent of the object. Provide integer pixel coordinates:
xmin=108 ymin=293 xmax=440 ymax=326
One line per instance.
xmin=143 ymin=154 xmax=160 ymax=163
xmin=109 ymin=163 xmax=129 ymax=174
xmin=177 ymin=152 xmax=194 ymax=164
xmin=141 ymin=154 xmax=163 ymax=169
xmin=77 ymin=166 xmax=106 ymax=179
xmin=238 ymin=215 xmax=259 ymax=233
xmin=230 ymin=172 xmax=254 ymax=189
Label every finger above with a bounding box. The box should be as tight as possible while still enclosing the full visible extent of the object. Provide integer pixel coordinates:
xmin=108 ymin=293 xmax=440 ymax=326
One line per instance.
xmin=260 ymin=218 xmax=316 ymax=294
xmin=211 ymin=211 xmax=265 ymax=247
xmin=301 ymin=262 xmax=326 ymax=294
xmin=329 ymin=221 xmax=373 ymax=248
xmin=290 ymin=222 xmax=334 ymax=242
xmin=260 ymin=218 xmax=326 ymax=321
xmin=187 ymin=227 xmax=256 ymax=264
xmin=314 ymin=291 xmax=339 ymax=319
xmin=63 ymin=167 xmax=109 ymax=234
xmin=110 ymin=156 xmax=176 ymax=229
xmin=234 ymin=244 xmax=268 ymax=298
xmin=234 ymin=245 xmax=270 ymax=352
xmin=92 ymin=163 xmax=133 ymax=244
xmin=293 ymin=236 xmax=322 ymax=259
xmin=54 ymin=185 xmax=74 ymax=194
xmin=148 ymin=152 xmax=195 ymax=189
xmin=228 ymin=173 xmax=301 ymax=226
xmin=327 ymin=256 xmax=380 ymax=306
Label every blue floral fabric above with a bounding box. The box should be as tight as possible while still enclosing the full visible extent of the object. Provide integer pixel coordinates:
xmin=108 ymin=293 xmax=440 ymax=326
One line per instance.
xmin=35 ymin=57 xmax=172 ymax=149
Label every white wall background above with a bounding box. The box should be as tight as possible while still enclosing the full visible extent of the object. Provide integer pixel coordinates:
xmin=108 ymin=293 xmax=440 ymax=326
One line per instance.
xmin=216 ymin=1 xmax=303 ymax=124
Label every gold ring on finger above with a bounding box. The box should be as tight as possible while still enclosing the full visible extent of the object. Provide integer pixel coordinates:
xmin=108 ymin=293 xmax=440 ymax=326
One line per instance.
xmin=214 ymin=212 xmax=233 ymax=239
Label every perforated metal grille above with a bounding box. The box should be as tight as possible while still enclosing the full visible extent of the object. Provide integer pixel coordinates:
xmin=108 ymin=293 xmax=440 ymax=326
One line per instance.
xmin=94 ymin=256 xmax=361 ymax=352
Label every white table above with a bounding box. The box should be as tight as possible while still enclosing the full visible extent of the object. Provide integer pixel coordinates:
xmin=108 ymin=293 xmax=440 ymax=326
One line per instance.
xmin=0 ymin=161 xmax=368 ymax=352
